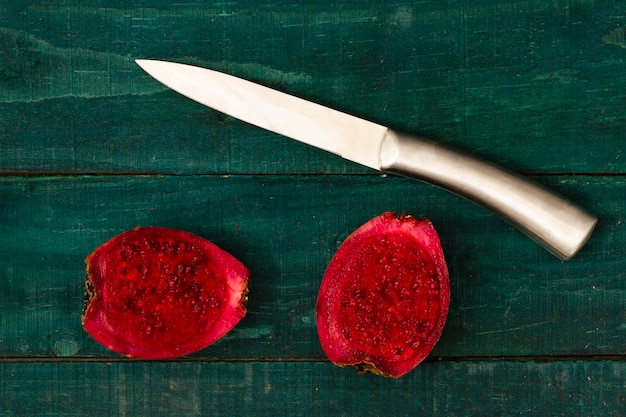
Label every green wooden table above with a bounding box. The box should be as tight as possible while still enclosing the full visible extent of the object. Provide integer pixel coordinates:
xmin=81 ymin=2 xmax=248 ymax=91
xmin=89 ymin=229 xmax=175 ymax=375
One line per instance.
xmin=1 ymin=1 xmax=624 ymax=415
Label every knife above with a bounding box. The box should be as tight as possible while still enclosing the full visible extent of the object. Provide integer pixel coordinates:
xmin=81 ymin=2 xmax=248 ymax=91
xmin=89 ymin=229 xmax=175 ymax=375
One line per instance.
xmin=136 ymin=59 xmax=597 ymax=260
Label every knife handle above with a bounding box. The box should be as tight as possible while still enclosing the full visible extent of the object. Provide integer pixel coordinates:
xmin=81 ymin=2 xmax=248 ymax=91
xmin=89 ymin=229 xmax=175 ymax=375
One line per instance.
xmin=379 ymin=130 xmax=597 ymax=260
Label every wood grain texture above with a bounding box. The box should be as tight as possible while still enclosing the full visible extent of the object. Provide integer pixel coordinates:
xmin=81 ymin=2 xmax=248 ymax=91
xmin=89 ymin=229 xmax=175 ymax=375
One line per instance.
xmin=0 ymin=360 xmax=624 ymax=416
xmin=0 ymin=1 xmax=625 ymax=174
xmin=0 ymin=175 xmax=622 ymax=359
xmin=0 ymin=1 xmax=625 ymax=415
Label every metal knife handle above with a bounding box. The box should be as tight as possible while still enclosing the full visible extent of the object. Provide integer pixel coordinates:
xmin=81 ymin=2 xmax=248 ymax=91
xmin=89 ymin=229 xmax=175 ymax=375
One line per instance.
xmin=379 ymin=130 xmax=597 ymax=260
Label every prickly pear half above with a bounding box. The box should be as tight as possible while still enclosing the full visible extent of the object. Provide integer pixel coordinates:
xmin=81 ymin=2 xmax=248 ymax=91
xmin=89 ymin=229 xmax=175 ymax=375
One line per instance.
xmin=316 ymin=212 xmax=449 ymax=377
xmin=82 ymin=227 xmax=250 ymax=359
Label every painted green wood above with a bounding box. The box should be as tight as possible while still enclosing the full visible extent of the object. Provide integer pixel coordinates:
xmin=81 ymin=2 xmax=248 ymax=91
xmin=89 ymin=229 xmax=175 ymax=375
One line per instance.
xmin=1 ymin=1 xmax=625 ymax=415
xmin=0 ymin=175 xmax=622 ymax=359
xmin=0 ymin=360 xmax=624 ymax=416
xmin=1 ymin=1 xmax=625 ymax=174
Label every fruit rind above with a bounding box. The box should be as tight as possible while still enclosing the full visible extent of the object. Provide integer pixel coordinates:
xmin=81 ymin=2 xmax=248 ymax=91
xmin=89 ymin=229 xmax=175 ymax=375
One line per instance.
xmin=316 ymin=212 xmax=450 ymax=378
xmin=82 ymin=227 xmax=250 ymax=359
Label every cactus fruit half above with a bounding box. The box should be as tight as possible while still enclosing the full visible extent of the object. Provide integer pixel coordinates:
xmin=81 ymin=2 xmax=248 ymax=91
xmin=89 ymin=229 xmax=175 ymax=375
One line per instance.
xmin=82 ymin=227 xmax=249 ymax=359
xmin=316 ymin=212 xmax=450 ymax=377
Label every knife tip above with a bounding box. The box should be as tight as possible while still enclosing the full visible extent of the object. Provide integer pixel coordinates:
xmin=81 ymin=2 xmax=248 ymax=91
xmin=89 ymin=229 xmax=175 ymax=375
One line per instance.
xmin=135 ymin=59 xmax=149 ymax=67
xmin=135 ymin=59 xmax=165 ymax=74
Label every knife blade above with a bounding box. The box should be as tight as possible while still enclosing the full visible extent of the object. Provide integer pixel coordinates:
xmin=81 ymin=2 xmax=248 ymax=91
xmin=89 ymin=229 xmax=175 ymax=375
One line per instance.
xmin=136 ymin=59 xmax=597 ymax=260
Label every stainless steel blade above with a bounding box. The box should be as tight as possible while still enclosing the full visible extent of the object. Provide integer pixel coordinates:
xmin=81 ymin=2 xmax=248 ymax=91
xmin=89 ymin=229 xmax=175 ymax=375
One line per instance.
xmin=135 ymin=59 xmax=387 ymax=170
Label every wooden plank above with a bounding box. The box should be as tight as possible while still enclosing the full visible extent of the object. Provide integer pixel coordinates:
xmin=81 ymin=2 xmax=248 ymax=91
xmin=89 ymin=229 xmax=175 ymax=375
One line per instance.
xmin=0 ymin=174 xmax=622 ymax=358
xmin=1 ymin=1 xmax=625 ymax=174
xmin=0 ymin=360 xmax=623 ymax=416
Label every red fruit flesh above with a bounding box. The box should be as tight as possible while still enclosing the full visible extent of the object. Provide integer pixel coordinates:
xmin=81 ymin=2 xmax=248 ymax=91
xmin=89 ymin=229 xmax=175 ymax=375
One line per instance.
xmin=82 ymin=227 xmax=249 ymax=359
xmin=316 ymin=212 xmax=449 ymax=377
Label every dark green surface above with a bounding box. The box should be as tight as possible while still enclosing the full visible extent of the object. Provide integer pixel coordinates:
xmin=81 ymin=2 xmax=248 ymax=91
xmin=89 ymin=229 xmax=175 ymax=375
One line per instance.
xmin=1 ymin=1 xmax=625 ymax=416
xmin=0 ymin=361 xmax=623 ymax=416
xmin=0 ymin=175 xmax=623 ymax=359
